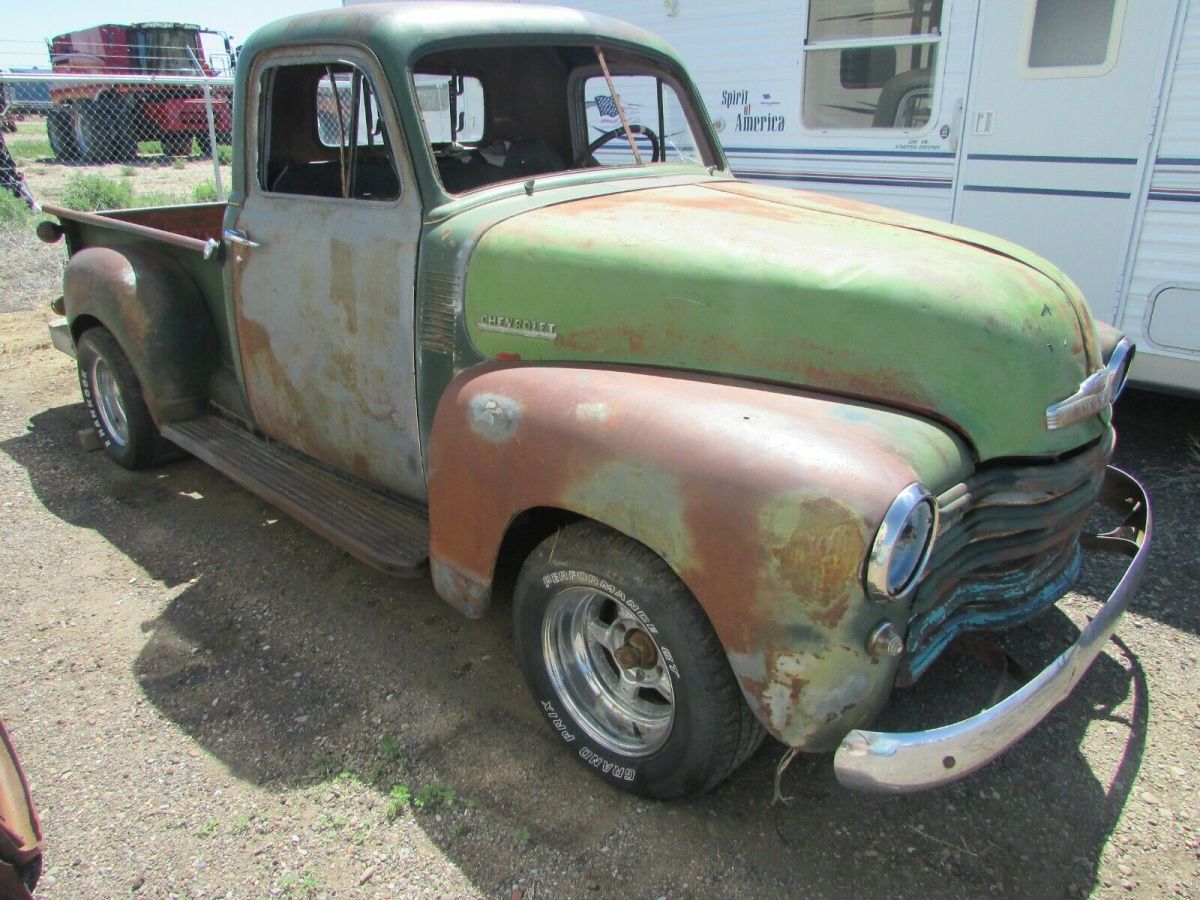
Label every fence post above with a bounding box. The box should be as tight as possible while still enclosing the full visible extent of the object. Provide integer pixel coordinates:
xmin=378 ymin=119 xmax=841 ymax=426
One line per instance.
xmin=202 ymin=82 xmax=223 ymax=198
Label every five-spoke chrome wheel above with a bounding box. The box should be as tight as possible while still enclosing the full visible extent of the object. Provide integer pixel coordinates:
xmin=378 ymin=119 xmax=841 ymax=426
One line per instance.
xmin=514 ymin=521 xmax=767 ymax=798
xmin=542 ymin=586 xmax=674 ymax=756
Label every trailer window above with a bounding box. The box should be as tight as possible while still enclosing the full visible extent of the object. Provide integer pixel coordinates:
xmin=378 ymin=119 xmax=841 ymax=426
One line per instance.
xmin=259 ymin=61 xmax=401 ymax=202
xmin=1022 ymin=0 xmax=1126 ymax=76
xmin=802 ymin=0 xmax=943 ymax=130
xmin=413 ymin=75 xmax=485 ymax=143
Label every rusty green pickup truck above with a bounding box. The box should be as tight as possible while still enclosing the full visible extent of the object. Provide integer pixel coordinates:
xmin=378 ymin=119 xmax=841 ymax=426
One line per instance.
xmin=40 ymin=3 xmax=1151 ymax=799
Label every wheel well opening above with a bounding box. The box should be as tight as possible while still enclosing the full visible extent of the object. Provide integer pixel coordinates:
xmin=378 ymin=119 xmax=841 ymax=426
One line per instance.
xmin=490 ymin=507 xmax=581 ymax=611
xmin=71 ymin=314 xmax=102 ymax=342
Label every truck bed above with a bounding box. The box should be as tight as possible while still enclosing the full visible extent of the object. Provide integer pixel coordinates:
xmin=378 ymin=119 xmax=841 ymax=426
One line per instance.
xmin=100 ymin=202 xmax=226 ymax=243
xmin=43 ymin=201 xmax=226 ymax=251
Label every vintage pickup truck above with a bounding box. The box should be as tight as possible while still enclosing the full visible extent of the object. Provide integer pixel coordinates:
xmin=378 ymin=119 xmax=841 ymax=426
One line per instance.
xmin=39 ymin=3 xmax=1151 ymax=800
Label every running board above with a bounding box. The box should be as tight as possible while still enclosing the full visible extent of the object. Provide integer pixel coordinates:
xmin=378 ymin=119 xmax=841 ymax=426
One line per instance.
xmin=162 ymin=415 xmax=429 ymax=576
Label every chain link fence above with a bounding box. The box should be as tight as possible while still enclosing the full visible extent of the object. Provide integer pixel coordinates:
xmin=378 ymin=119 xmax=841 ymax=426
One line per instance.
xmin=2 ymin=35 xmax=234 ymax=211
xmin=2 ymin=73 xmax=233 ymax=206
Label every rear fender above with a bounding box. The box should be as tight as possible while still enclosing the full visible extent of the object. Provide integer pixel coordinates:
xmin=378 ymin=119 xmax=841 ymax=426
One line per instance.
xmin=64 ymin=245 xmax=217 ymax=424
xmin=426 ymin=364 xmax=973 ymax=747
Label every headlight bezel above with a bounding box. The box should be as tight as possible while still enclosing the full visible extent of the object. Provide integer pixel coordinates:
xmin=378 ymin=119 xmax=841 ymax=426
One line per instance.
xmin=865 ymin=483 xmax=939 ymax=604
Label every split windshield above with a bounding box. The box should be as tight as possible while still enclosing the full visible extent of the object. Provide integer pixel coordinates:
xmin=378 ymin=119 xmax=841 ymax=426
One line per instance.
xmin=413 ymin=43 xmax=715 ymax=195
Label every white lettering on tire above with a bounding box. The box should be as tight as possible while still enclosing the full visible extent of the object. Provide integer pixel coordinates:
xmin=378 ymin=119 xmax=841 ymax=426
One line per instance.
xmin=539 ymin=569 xmax=662 ymax=635
xmin=79 ymin=371 xmax=111 ymax=446
xmin=540 ymin=699 xmax=576 ymax=742
xmin=578 ymin=745 xmax=637 ymax=781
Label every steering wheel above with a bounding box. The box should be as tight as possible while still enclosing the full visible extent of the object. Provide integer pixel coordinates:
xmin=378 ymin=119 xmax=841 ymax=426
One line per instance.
xmin=574 ymin=124 xmax=662 ymax=167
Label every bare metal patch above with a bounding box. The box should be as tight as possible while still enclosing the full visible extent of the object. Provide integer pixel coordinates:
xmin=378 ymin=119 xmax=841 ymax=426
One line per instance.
xmin=468 ymin=393 xmax=522 ymax=442
xmin=574 ymin=402 xmax=609 ymax=422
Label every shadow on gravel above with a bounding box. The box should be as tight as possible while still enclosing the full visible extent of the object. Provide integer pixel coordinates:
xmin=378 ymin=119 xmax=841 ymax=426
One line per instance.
xmin=1105 ymin=388 xmax=1200 ymax=638
xmin=2 ymin=400 xmax=1169 ymax=897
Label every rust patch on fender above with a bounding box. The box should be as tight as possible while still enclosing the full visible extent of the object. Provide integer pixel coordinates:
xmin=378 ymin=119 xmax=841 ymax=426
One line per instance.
xmin=430 ymin=558 xmax=490 ymax=618
xmin=426 ymin=364 xmax=965 ymax=745
xmin=756 ymin=493 xmax=871 ymax=631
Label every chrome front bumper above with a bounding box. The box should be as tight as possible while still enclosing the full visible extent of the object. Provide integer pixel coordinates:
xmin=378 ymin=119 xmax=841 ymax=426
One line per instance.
xmin=834 ymin=466 xmax=1151 ymax=793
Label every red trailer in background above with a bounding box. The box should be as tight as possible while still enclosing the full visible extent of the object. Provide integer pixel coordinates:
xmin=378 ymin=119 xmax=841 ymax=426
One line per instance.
xmin=47 ymin=22 xmax=235 ymax=162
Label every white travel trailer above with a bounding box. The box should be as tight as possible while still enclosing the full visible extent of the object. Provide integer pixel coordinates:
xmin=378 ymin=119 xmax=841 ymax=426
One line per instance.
xmin=347 ymin=0 xmax=1199 ymax=394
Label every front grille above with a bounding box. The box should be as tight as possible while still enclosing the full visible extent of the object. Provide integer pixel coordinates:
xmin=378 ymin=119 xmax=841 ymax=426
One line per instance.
xmin=896 ymin=433 xmax=1112 ymax=686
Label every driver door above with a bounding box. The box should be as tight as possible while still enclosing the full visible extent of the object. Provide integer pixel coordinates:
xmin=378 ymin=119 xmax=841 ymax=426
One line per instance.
xmin=229 ymin=48 xmax=425 ymax=498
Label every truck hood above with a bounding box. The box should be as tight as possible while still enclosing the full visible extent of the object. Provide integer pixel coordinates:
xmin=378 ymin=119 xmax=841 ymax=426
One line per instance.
xmin=463 ymin=180 xmax=1106 ymax=461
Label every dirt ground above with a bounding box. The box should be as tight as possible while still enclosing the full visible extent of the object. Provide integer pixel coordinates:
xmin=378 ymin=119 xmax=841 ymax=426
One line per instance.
xmin=1 ymin=244 xmax=1199 ymax=895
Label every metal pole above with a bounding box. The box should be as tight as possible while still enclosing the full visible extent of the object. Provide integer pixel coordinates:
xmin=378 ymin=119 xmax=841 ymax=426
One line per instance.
xmin=202 ymin=81 xmax=223 ymax=198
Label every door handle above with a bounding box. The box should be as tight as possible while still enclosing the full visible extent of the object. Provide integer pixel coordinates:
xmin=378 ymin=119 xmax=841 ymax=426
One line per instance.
xmin=223 ymin=228 xmax=261 ymax=249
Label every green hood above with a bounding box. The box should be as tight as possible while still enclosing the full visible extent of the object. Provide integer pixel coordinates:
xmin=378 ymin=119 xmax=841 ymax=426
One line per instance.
xmin=463 ymin=179 xmax=1105 ymax=462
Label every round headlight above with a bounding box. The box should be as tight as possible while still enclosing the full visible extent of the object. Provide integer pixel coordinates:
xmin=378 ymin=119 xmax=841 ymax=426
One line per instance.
xmin=865 ymin=483 xmax=938 ymax=603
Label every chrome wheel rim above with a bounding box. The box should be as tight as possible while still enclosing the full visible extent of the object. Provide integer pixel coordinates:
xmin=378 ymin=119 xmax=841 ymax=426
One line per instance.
xmin=91 ymin=356 xmax=129 ymax=447
xmin=542 ymin=585 xmax=674 ymax=757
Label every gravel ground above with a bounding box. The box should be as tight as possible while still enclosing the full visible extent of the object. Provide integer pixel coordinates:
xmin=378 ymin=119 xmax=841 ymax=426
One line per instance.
xmin=1 ymin=284 xmax=1199 ymax=897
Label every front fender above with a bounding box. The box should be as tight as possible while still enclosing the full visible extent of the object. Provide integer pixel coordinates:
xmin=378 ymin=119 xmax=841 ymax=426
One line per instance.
xmin=64 ymin=245 xmax=217 ymax=424
xmin=427 ymin=364 xmax=974 ymax=748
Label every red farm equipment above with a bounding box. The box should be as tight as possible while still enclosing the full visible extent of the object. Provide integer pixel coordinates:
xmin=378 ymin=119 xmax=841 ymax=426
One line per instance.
xmin=46 ymin=22 xmax=235 ymax=162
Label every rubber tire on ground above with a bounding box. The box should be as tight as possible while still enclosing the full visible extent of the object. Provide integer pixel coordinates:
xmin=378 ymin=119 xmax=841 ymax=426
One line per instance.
xmin=71 ymin=100 xmax=116 ymax=163
xmin=513 ymin=521 xmax=766 ymax=800
xmin=47 ymin=107 xmax=80 ymax=162
xmin=104 ymin=101 xmax=138 ymax=162
xmin=76 ymin=328 xmax=171 ymax=470
xmin=162 ymin=132 xmax=194 ymax=157
xmin=69 ymin=99 xmax=135 ymax=162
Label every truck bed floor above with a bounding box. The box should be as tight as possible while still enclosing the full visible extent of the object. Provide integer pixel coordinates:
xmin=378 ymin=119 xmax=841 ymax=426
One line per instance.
xmin=162 ymin=415 xmax=429 ymax=576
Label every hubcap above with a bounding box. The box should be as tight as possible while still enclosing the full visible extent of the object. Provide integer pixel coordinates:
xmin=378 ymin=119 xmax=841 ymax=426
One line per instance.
xmin=542 ymin=586 xmax=674 ymax=757
xmin=91 ymin=356 xmax=129 ymax=447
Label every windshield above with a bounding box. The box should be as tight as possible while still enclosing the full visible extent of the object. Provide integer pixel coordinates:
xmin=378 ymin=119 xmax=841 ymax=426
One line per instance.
xmin=413 ymin=43 xmax=717 ymax=195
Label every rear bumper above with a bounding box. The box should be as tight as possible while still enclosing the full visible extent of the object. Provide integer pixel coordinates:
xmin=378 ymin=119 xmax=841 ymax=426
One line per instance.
xmin=48 ymin=316 xmax=75 ymax=358
xmin=834 ymin=466 xmax=1151 ymax=793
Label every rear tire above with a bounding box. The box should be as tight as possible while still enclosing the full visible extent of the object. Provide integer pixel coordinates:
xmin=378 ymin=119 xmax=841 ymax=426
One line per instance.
xmin=47 ymin=107 xmax=80 ymax=162
xmin=76 ymin=328 xmax=171 ymax=470
xmin=70 ymin=98 xmax=133 ymax=163
xmin=162 ymin=133 xmax=194 ymax=157
xmin=513 ymin=521 xmax=766 ymax=799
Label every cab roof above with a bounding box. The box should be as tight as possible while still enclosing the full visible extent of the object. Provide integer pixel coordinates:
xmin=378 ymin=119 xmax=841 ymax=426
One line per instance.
xmin=239 ymin=2 xmax=678 ymax=68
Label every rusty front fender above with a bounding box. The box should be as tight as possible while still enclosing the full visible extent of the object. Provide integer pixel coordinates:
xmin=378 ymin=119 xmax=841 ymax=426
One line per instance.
xmin=64 ymin=245 xmax=218 ymax=425
xmin=427 ymin=364 xmax=974 ymax=749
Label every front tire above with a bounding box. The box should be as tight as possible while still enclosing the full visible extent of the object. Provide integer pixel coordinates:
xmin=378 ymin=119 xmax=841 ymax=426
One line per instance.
xmin=513 ymin=522 xmax=765 ymax=799
xmin=76 ymin=328 xmax=165 ymax=470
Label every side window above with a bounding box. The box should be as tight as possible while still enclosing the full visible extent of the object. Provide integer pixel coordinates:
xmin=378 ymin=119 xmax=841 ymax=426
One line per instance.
xmin=582 ymin=74 xmax=700 ymax=166
xmin=413 ymin=74 xmax=485 ymax=143
xmin=802 ymin=0 xmax=943 ymax=130
xmin=1023 ymin=0 xmax=1125 ymax=76
xmin=259 ymin=61 xmax=401 ymax=201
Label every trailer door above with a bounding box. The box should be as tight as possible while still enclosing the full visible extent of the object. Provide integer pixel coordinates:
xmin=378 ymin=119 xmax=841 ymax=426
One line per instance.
xmin=952 ymin=0 xmax=1179 ymax=322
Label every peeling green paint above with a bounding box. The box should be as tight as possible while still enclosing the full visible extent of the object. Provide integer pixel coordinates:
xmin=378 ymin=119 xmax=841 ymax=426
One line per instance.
xmin=465 ymin=183 xmax=1106 ymax=461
